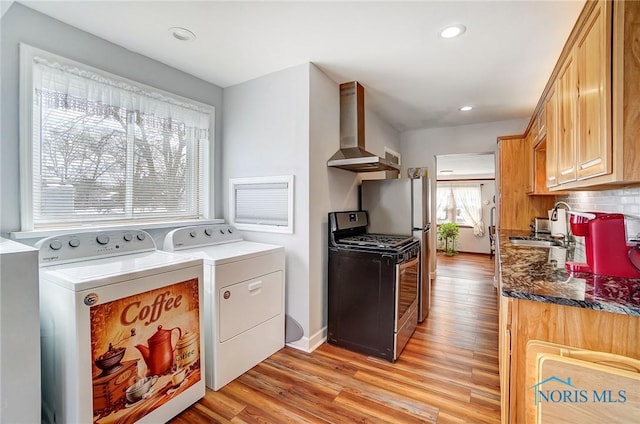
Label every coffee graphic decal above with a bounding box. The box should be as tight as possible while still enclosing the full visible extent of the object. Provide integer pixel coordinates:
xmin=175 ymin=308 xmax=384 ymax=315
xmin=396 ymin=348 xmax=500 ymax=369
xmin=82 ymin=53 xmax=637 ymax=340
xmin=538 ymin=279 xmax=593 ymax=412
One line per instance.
xmin=90 ymin=279 xmax=200 ymax=424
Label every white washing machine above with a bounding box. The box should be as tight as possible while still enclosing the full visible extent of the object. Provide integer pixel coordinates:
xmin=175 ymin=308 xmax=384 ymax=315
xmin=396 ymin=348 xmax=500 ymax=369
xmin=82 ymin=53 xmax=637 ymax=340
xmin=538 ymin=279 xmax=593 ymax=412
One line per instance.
xmin=37 ymin=229 xmax=205 ymax=424
xmin=163 ymin=224 xmax=285 ymax=391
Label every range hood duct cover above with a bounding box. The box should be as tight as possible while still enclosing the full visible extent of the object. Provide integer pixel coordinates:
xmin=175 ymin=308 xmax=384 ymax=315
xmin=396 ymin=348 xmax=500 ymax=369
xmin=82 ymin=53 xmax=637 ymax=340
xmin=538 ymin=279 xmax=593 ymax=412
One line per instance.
xmin=327 ymin=82 xmax=400 ymax=173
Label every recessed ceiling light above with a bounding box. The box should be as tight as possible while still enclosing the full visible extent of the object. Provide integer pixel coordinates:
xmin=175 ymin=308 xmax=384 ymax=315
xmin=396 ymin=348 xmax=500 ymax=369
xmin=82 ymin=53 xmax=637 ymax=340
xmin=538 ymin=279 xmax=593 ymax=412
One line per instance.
xmin=169 ymin=27 xmax=196 ymax=42
xmin=440 ymin=24 xmax=466 ymax=39
xmin=459 ymin=106 xmax=473 ymax=112
xmin=440 ymin=169 xmax=454 ymax=174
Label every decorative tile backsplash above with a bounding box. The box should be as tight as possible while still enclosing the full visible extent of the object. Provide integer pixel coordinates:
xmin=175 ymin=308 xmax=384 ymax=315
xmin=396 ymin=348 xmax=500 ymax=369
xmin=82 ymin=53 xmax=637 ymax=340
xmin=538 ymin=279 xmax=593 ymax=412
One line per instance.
xmin=557 ymin=187 xmax=640 ymax=241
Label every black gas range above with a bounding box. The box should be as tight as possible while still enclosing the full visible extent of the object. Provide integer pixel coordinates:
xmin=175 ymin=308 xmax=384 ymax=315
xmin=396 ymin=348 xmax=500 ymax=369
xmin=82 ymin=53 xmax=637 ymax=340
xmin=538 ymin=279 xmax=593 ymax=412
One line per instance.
xmin=327 ymin=211 xmax=420 ymax=362
xmin=329 ymin=211 xmax=419 ymax=255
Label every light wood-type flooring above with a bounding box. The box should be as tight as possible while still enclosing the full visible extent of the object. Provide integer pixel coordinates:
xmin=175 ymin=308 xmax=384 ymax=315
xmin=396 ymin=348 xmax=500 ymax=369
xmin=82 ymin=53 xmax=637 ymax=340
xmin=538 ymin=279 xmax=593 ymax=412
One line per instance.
xmin=170 ymin=252 xmax=500 ymax=423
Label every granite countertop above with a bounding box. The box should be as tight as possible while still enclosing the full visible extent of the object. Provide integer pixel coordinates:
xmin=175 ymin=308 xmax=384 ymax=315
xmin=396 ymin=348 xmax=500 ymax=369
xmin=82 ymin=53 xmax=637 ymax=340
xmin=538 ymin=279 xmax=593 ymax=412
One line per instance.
xmin=498 ymin=230 xmax=640 ymax=317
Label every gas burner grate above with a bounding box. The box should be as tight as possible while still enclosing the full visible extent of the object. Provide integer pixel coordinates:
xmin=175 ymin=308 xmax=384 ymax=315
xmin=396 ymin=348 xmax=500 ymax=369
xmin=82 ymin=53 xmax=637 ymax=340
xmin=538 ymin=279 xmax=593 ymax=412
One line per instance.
xmin=338 ymin=233 xmax=414 ymax=249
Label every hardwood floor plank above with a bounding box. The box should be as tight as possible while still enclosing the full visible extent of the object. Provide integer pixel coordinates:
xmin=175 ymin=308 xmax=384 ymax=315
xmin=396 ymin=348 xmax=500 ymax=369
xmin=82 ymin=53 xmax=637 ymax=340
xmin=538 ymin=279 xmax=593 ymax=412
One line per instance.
xmin=169 ymin=252 xmax=500 ymax=424
xmin=333 ymin=389 xmax=437 ymax=424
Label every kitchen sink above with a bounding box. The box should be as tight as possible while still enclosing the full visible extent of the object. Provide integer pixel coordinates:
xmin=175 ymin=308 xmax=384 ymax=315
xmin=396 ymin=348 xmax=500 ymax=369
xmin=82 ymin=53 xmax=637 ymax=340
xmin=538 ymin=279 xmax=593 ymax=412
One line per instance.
xmin=509 ymin=236 xmax=563 ymax=247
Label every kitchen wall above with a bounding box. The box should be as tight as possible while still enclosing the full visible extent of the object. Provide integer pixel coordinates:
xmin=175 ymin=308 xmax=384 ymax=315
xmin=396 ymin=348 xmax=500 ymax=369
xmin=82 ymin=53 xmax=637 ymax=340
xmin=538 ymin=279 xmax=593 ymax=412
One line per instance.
xmin=0 ymin=3 xmax=224 ymax=236
xmin=222 ymin=63 xmax=399 ymax=351
xmin=557 ymin=187 xmax=640 ymax=240
xmin=400 ymin=119 xmax=527 ymax=275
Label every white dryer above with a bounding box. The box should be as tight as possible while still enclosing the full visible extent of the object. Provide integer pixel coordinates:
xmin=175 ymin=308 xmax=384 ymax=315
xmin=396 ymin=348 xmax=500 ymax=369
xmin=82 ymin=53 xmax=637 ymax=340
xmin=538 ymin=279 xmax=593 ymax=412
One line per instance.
xmin=37 ymin=230 xmax=205 ymax=424
xmin=163 ymin=224 xmax=285 ymax=391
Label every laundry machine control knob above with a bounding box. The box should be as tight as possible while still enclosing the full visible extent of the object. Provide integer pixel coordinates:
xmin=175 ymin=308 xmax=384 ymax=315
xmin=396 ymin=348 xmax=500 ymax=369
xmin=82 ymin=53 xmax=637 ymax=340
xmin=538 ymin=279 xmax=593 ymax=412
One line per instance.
xmin=49 ymin=240 xmax=63 ymax=250
xmin=68 ymin=239 xmax=80 ymax=248
xmin=204 ymin=228 xmax=213 ymax=236
xmin=123 ymin=233 xmax=133 ymax=242
xmin=190 ymin=230 xmax=197 ymax=238
xmin=136 ymin=233 xmax=146 ymax=241
xmin=96 ymin=235 xmax=110 ymax=245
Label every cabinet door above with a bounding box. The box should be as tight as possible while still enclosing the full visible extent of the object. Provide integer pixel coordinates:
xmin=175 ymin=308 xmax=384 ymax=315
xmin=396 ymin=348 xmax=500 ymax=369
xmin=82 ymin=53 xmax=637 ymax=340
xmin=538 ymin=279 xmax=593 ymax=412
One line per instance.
xmin=526 ymin=130 xmax=535 ymax=194
xmin=577 ymin=0 xmax=611 ymax=180
xmin=537 ymin=107 xmax=546 ymax=142
xmin=545 ymin=87 xmax=559 ymax=188
xmin=557 ymin=51 xmax=578 ymax=184
xmin=499 ymin=296 xmax=513 ymax=424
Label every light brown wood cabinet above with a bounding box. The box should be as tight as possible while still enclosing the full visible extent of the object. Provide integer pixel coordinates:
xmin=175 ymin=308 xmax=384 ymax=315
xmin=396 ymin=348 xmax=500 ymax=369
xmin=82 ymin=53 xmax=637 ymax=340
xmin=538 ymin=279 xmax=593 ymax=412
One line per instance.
xmin=526 ymin=129 xmax=535 ymax=194
xmin=497 ymin=137 xmax=555 ymax=231
xmin=529 ymin=0 xmax=640 ymax=191
xmin=499 ymin=295 xmax=514 ymax=423
xmin=525 ymin=341 xmax=640 ymax=423
xmin=532 ymin=140 xmax=557 ymax=196
xmin=536 ymin=106 xmax=546 ymax=142
xmin=545 ymin=87 xmax=559 ymax=188
xmin=556 ymin=49 xmax=578 ymax=185
xmin=576 ymin=1 xmax=612 ymax=180
xmin=498 ymin=295 xmax=640 ymax=424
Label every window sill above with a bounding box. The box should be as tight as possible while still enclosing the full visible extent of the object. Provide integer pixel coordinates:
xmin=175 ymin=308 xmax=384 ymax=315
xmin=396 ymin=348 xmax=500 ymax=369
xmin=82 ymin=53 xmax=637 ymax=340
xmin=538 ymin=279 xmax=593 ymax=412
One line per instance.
xmin=436 ymin=223 xmax=474 ymax=229
xmin=10 ymin=218 xmax=224 ymax=241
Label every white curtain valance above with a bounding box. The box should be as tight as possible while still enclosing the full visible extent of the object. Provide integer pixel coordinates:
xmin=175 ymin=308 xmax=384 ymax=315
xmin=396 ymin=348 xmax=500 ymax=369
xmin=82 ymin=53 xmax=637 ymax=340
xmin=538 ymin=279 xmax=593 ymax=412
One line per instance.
xmin=33 ymin=55 xmax=212 ymax=129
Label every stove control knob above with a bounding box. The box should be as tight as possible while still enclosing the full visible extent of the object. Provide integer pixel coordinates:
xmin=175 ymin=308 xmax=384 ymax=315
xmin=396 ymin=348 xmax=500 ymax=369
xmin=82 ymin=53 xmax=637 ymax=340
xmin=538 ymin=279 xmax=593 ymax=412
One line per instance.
xmin=68 ymin=239 xmax=80 ymax=248
xmin=49 ymin=240 xmax=62 ymax=250
xmin=189 ymin=230 xmax=197 ymax=238
xmin=219 ymin=229 xmax=225 ymax=235
xmin=228 ymin=228 xmax=233 ymax=234
xmin=204 ymin=228 xmax=213 ymax=236
xmin=96 ymin=234 xmax=110 ymax=245
xmin=123 ymin=233 xmax=133 ymax=242
xmin=136 ymin=233 xmax=146 ymax=241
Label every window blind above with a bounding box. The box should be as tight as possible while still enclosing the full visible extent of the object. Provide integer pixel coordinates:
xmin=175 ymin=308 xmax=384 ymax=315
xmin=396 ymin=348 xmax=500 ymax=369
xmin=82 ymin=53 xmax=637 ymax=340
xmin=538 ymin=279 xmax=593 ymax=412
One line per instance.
xmin=234 ymin=183 xmax=290 ymax=226
xmin=229 ymin=176 xmax=294 ymax=233
xmin=23 ymin=46 xmax=213 ymax=230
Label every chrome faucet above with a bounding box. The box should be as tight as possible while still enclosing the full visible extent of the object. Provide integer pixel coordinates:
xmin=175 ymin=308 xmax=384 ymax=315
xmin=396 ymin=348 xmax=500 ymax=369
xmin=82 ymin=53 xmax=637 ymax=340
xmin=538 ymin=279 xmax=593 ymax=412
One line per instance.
xmin=550 ymin=201 xmax=571 ymax=221
xmin=550 ymin=201 xmax=574 ymax=247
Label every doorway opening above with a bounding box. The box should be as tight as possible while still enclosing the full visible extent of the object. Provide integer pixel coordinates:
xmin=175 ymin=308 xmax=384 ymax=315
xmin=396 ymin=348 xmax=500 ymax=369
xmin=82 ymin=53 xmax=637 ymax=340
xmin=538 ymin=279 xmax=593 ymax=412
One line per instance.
xmin=434 ymin=153 xmax=495 ymax=257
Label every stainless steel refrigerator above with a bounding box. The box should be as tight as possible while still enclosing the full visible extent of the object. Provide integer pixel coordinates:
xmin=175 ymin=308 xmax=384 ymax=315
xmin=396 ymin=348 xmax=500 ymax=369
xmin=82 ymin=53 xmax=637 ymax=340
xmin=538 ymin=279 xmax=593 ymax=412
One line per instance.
xmin=361 ymin=177 xmax=432 ymax=322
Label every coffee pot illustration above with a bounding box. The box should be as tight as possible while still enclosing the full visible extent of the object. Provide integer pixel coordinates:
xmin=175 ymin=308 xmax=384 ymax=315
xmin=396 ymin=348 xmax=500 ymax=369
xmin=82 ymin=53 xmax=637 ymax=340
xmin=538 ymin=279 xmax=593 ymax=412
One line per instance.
xmin=135 ymin=325 xmax=182 ymax=376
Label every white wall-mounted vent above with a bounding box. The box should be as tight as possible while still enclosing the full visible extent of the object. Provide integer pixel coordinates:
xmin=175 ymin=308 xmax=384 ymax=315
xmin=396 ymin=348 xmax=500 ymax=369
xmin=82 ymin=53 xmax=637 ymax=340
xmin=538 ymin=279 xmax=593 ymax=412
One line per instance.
xmin=229 ymin=175 xmax=294 ymax=234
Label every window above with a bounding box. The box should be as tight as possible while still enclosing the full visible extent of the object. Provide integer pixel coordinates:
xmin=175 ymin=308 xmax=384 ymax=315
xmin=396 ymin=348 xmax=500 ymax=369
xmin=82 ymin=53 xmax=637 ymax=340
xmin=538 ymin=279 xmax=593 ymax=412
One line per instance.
xmin=229 ymin=176 xmax=294 ymax=234
xmin=436 ymin=182 xmax=484 ymax=236
xmin=19 ymin=44 xmax=213 ymax=231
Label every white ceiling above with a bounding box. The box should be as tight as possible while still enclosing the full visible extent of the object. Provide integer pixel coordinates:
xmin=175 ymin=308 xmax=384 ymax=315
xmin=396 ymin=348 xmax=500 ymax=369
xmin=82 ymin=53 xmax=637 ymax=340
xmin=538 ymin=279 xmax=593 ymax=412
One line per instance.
xmin=436 ymin=153 xmax=495 ymax=180
xmin=17 ymin=0 xmax=585 ymax=132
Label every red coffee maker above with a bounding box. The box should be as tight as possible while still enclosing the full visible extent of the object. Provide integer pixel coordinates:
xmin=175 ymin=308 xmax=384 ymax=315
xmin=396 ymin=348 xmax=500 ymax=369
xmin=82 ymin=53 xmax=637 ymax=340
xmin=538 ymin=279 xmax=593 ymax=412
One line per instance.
xmin=566 ymin=212 xmax=640 ymax=278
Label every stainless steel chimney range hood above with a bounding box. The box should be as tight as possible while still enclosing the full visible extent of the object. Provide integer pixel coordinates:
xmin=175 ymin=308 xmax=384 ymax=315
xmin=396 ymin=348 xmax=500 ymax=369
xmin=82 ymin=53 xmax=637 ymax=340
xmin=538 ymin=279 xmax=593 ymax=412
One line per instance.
xmin=327 ymin=82 xmax=400 ymax=173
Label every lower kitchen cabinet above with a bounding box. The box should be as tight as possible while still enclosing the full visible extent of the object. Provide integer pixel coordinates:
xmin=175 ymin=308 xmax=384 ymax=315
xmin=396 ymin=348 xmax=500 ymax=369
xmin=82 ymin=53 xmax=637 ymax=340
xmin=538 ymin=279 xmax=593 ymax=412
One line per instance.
xmin=498 ymin=297 xmax=640 ymax=423
xmin=525 ymin=340 xmax=640 ymax=423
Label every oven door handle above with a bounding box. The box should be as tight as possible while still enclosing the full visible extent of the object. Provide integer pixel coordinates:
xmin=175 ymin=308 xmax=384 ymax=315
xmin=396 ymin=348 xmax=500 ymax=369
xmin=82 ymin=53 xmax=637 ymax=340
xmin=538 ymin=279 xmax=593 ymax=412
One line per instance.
xmin=399 ymin=256 xmax=419 ymax=268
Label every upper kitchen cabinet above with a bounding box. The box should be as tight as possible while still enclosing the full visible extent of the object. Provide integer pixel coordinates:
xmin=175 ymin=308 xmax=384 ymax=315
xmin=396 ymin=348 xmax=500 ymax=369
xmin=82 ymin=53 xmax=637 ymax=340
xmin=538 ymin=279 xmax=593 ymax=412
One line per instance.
xmin=536 ymin=103 xmax=546 ymax=142
xmin=497 ymin=136 xmax=556 ymax=231
xmin=545 ymin=85 xmax=559 ymax=188
xmin=556 ymin=49 xmax=579 ymax=185
xmin=533 ymin=0 xmax=640 ymax=191
xmin=576 ymin=0 xmax=611 ymax=180
xmin=526 ymin=127 xmax=535 ymax=194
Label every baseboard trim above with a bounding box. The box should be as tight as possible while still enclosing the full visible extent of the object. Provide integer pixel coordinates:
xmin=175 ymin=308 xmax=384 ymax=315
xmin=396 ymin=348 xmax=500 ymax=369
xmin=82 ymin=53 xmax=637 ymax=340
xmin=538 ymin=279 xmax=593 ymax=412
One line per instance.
xmin=285 ymin=326 xmax=327 ymax=353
